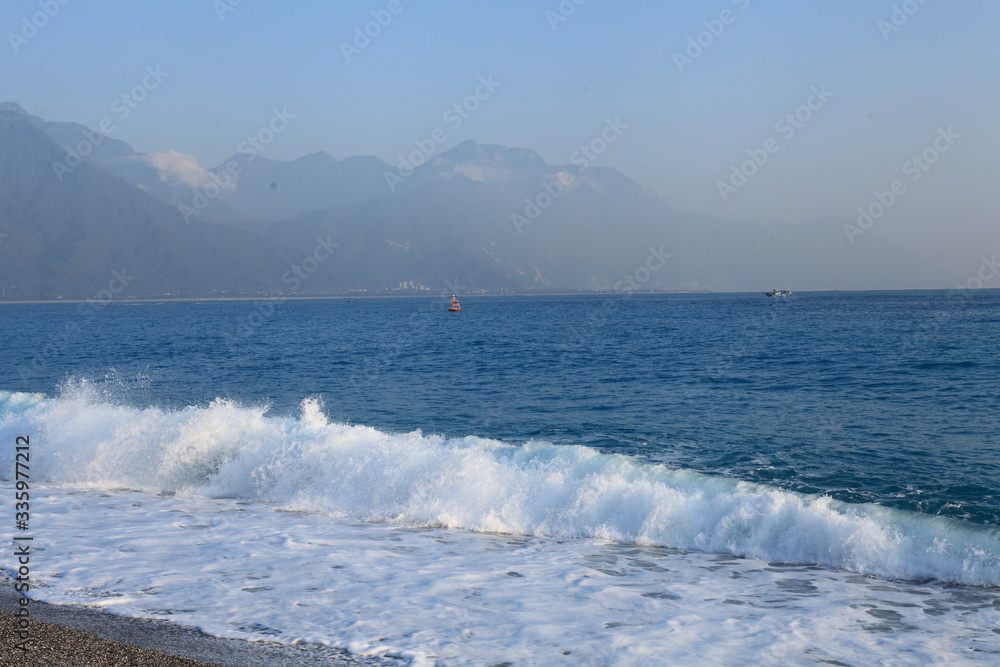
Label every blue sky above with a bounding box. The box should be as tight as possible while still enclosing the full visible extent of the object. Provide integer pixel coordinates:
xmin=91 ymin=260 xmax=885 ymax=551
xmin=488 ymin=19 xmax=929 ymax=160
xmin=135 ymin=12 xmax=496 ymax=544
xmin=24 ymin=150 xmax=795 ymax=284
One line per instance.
xmin=4 ymin=0 xmax=998 ymax=276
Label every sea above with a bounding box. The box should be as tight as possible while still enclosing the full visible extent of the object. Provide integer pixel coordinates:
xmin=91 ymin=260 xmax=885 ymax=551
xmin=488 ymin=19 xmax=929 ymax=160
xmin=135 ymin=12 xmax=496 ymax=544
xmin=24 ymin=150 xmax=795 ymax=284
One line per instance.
xmin=2 ymin=291 xmax=999 ymax=665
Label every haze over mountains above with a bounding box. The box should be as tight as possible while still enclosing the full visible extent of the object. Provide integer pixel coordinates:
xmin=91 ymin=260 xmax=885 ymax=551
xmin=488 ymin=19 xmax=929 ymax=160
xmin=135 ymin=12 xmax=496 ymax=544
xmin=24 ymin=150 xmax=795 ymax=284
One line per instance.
xmin=0 ymin=102 xmax=955 ymax=300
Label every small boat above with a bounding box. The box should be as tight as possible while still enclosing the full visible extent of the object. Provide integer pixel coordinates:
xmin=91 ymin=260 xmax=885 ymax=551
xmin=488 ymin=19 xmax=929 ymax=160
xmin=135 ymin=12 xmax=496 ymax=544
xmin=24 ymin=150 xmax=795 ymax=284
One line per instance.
xmin=765 ymin=289 xmax=792 ymax=297
xmin=449 ymin=295 xmax=461 ymax=312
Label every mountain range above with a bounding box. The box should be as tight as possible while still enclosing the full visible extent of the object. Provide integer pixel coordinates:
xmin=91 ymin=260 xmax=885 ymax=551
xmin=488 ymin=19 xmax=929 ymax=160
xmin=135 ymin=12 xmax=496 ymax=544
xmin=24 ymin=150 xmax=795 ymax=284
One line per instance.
xmin=0 ymin=102 xmax=955 ymax=299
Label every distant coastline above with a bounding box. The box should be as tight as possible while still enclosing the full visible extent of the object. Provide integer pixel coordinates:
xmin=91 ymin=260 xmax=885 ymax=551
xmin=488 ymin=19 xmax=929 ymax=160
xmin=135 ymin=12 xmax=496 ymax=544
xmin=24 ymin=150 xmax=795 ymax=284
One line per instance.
xmin=2 ymin=287 xmax=994 ymax=305
xmin=0 ymin=289 xmax=722 ymax=305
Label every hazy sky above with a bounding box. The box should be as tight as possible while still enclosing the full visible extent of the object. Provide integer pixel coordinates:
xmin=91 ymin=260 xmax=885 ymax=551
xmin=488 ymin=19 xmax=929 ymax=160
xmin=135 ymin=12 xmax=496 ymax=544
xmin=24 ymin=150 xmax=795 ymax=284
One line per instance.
xmin=4 ymin=0 xmax=998 ymax=278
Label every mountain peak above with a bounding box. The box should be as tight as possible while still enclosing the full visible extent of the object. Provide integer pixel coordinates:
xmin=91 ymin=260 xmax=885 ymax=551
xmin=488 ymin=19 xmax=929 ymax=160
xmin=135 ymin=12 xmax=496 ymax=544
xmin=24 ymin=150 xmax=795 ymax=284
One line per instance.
xmin=435 ymin=140 xmax=549 ymax=173
xmin=0 ymin=102 xmax=50 ymax=131
xmin=1 ymin=102 xmax=136 ymax=162
xmin=0 ymin=101 xmax=31 ymax=117
xmin=298 ymin=150 xmax=338 ymax=166
xmin=0 ymin=113 xmax=300 ymax=299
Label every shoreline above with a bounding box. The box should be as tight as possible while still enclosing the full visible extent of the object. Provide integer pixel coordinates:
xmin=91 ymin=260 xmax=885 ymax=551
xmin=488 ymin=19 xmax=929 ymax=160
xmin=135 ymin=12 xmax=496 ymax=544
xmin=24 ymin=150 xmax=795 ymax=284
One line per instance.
xmin=1 ymin=585 xmax=397 ymax=666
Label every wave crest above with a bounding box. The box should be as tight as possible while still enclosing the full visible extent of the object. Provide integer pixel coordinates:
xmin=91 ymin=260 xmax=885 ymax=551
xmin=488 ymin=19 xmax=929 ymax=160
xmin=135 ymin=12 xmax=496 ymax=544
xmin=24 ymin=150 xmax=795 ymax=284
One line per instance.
xmin=2 ymin=386 xmax=999 ymax=586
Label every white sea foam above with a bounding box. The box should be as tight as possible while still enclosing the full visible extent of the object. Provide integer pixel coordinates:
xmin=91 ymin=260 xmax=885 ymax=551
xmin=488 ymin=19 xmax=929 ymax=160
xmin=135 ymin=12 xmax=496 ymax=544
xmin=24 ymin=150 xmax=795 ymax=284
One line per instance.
xmin=5 ymin=488 xmax=1000 ymax=665
xmin=2 ymin=386 xmax=999 ymax=587
xmin=3 ymin=385 xmax=1000 ymax=663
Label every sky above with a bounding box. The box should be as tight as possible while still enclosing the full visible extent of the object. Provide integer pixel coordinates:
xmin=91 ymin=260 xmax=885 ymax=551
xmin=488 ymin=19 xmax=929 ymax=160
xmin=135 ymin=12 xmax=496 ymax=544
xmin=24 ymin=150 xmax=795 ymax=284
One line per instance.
xmin=3 ymin=0 xmax=999 ymax=279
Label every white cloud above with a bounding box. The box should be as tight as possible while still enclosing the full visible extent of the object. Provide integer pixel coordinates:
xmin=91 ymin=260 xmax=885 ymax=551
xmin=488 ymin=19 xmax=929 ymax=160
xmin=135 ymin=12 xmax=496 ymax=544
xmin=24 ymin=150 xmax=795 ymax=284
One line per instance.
xmin=140 ymin=150 xmax=234 ymax=192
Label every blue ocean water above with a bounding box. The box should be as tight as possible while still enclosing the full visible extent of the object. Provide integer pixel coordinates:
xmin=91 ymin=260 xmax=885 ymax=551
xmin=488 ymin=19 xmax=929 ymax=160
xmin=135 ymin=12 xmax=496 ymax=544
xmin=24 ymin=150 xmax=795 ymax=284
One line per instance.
xmin=2 ymin=291 xmax=1000 ymax=663
xmin=5 ymin=291 xmax=1000 ymax=524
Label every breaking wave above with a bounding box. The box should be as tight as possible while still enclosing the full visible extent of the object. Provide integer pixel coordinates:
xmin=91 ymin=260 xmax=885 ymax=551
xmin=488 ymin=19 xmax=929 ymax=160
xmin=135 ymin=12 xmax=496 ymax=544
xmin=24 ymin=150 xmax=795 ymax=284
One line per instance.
xmin=2 ymin=383 xmax=999 ymax=586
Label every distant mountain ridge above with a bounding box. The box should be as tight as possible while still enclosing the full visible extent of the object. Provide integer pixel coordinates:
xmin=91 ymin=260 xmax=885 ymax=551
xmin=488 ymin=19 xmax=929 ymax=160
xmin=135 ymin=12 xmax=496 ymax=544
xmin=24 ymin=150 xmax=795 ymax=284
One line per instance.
xmin=0 ymin=102 xmax=136 ymax=162
xmin=0 ymin=110 xmax=302 ymax=299
xmin=0 ymin=103 xmax=958 ymax=298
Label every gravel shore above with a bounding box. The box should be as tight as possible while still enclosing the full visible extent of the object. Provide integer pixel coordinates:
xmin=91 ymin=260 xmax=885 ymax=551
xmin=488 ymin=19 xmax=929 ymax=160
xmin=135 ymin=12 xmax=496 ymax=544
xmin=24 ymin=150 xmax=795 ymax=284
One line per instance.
xmin=1 ymin=587 xmax=400 ymax=666
xmin=1 ymin=612 xmax=217 ymax=666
